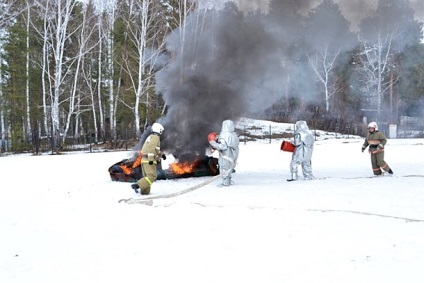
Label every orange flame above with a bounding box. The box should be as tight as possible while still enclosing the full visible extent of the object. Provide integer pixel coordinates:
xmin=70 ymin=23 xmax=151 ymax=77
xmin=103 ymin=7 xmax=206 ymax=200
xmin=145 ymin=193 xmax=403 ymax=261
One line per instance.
xmin=170 ymin=161 xmax=196 ymax=175
xmin=119 ymin=165 xmax=132 ymax=175
xmin=119 ymin=151 xmax=142 ymax=175
xmin=132 ymin=153 xmax=142 ymax=169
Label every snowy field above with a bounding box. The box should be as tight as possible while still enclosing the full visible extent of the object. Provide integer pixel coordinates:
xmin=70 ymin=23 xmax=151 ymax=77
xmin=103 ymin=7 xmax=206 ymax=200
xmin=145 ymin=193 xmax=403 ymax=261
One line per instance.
xmin=1 ymin=121 xmax=424 ymax=283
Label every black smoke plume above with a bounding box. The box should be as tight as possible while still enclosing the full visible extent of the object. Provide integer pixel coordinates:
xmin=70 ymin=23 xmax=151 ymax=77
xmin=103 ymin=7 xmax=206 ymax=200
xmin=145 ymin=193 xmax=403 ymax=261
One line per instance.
xmin=155 ymin=2 xmax=297 ymax=160
xmin=152 ymin=0 xmax=423 ymax=160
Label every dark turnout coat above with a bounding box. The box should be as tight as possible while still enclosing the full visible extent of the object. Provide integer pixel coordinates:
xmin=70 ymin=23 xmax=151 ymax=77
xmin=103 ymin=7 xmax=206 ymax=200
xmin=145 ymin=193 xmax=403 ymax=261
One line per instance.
xmin=362 ymin=130 xmax=392 ymax=175
xmin=362 ymin=131 xmax=387 ymax=154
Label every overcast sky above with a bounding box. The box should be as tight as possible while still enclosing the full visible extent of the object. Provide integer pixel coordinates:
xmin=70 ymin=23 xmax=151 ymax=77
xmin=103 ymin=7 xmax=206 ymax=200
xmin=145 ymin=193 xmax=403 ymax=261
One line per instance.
xmin=197 ymin=0 xmax=424 ymax=30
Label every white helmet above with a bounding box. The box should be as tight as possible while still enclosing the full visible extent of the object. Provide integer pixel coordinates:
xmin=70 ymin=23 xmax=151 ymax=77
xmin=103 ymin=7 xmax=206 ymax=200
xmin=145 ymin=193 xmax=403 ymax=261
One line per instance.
xmin=151 ymin=122 xmax=164 ymax=135
xmin=368 ymin=121 xmax=378 ymax=131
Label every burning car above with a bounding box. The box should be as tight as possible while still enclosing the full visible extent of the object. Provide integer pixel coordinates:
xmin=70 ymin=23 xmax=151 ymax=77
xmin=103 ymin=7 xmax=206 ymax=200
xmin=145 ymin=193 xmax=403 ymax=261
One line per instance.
xmin=108 ymin=152 xmax=220 ymax=182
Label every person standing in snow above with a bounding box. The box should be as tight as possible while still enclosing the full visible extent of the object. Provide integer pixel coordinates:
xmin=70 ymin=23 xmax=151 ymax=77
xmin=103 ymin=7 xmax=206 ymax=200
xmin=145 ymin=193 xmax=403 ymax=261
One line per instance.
xmin=361 ymin=121 xmax=393 ymax=176
xmin=287 ymin=120 xmax=315 ymax=181
xmin=208 ymin=120 xmax=239 ymax=186
xmin=131 ymin=122 xmax=166 ymax=195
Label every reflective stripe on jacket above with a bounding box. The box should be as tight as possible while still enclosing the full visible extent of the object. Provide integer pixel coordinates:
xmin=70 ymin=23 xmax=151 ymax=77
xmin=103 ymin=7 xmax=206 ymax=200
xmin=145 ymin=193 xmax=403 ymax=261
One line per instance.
xmin=362 ymin=131 xmax=387 ymax=153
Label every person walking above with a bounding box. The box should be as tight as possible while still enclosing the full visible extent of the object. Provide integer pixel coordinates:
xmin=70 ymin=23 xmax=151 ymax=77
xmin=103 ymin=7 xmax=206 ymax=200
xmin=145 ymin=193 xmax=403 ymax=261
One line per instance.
xmin=287 ymin=120 xmax=315 ymax=181
xmin=361 ymin=121 xmax=393 ymax=176
xmin=208 ymin=120 xmax=239 ymax=186
xmin=131 ymin=122 xmax=166 ymax=195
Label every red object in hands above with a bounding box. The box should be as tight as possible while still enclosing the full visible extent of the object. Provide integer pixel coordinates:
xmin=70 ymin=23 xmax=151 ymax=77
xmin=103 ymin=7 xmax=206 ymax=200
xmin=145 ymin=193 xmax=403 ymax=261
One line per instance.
xmin=208 ymin=132 xmax=218 ymax=142
xmin=281 ymin=141 xmax=295 ymax=152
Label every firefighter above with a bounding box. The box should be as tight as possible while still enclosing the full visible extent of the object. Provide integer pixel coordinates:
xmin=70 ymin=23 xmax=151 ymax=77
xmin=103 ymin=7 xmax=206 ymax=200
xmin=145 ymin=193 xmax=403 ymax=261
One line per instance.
xmin=208 ymin=120 xmax=239 ymax=186
xmin=287 ymin=120 xmax=314 ymax=181
xmin=131 ymin=122 xmax=166 ymax=195
xmin=361 ymin=121 xmax=393 ymax=175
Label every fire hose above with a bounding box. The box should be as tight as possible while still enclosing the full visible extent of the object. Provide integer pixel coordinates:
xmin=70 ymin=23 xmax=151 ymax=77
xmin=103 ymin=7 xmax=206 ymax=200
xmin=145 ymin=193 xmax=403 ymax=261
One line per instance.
xmin=118 ymin=174 xmax=221 ymax=205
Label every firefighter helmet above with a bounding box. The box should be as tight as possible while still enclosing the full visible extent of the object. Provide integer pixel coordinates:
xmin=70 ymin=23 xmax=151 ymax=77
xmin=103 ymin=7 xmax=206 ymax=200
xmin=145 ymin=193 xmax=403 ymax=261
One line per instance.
xmin=368 ymin=121 xmax=378 ymax=131
xmin=151 ymin=122 xmax=164 ymax=135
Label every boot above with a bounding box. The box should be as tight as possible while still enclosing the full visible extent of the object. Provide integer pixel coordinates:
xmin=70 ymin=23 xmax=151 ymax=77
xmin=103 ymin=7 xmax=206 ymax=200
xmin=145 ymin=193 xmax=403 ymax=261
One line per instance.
xmin=222 ymin=177 xmax=231 ymax=186
xmin=287 ymin=173 xmax=298 ymax=182
xmin=131 ymin=183 xmax=139 ymax=193
xmin=304 ymin=173 xmax=315 ymax=180
xmin=140 ymin=187 xmax=150 ymax=195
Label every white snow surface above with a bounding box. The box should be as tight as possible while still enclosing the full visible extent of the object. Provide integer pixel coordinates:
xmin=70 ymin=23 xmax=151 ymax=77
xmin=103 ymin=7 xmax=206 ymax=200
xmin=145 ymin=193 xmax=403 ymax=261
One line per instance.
xmin=1 ymin=119 xmax=424 ymax=283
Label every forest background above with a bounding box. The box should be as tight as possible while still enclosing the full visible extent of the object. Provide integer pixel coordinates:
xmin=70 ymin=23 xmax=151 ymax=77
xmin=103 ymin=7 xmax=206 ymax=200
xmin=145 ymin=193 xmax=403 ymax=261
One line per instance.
xmin=1 ymin=0 xmax=424 ymax=153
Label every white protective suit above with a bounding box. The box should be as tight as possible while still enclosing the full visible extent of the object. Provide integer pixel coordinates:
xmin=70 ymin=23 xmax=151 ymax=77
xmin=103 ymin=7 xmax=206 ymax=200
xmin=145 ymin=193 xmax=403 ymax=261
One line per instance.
xmin=289 ymin=120 xmax=314 ymax=180
xmin=209 ymin=120 xmax=240 ymax=186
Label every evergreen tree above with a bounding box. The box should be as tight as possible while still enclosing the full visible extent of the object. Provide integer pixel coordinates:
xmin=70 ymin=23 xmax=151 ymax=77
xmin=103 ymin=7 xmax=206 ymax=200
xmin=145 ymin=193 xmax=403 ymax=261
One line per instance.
xmin=2 ymin=22 xmax=27 ymax=149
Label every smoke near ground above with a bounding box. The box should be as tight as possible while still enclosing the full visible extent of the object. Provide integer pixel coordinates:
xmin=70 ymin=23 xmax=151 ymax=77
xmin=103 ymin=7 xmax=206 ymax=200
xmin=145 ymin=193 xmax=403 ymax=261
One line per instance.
xmin=154 ymin=0 xmax=423 ymax=159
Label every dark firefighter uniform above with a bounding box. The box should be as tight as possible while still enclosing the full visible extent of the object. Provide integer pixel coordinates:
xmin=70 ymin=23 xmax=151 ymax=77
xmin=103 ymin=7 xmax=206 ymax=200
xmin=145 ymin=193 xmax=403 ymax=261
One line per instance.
xmin=361 ymin=122 xmax=393 ymax=176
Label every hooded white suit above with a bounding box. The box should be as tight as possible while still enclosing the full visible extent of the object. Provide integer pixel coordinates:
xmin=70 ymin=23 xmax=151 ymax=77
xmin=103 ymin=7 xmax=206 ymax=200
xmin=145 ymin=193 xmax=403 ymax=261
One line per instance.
xmin=289 ymin=120 xmax=314 ymax=180
xmin=209 ymin=120 xmax=239 ymax=186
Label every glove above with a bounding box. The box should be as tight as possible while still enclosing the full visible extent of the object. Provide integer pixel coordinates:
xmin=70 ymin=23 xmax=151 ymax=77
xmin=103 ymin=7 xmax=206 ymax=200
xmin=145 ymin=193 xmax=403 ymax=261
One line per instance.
xmin=378 ymin=144 xmax=384 ymax=149
xmin=148 ymin=160 xmax=153 ymax=165
xmin=209 ymin=140 xmax=219 ymax=148
xmin=162 ymin=154 xmax=166 ymax=160
xmin=361 ymin=146 xmax=365 ymax=153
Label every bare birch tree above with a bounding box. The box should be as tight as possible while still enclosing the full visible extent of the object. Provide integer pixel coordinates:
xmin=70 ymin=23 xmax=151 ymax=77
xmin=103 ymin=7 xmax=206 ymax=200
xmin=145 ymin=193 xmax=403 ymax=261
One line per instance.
xmin=172 ymin=0 xmax=197 ymax=82
xmin=308 ymin=48 xmax=342 ymax=113
xmin=120 ymin=0 xmax=168 ymax=137
xmin=62 ymin=0 xmax=99 ymax=143
xmin=32 ymin=0 xmax=80 ymax=151
xmin=90 ymin=0 xmax=122 ymax=143
xmin=356 ymin=31 xmax=398 ymax=120
xmin=305 ymin=0 xmax=356 ymax=114
xmin=32 ymin=0 xmax=50 ymax=136
xmin=356 ymin=0 xmax=422 ymax=122
xmin=96 ymin=0 xmax=118 ymax=142
xmin=24 ymin=1 xmax=32 ymax=141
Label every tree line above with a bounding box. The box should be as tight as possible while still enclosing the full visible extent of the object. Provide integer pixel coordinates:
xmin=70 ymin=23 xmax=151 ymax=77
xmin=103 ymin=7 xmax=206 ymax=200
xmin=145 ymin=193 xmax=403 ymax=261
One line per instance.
xmin=0 ymin=0 xmax=423 ymax=153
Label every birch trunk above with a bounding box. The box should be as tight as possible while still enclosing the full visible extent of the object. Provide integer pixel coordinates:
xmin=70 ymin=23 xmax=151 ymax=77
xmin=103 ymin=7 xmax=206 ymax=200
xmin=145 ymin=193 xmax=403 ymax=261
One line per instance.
xmin=25 ymin=3 xmax=32 ymax=141
xmin=46 ymin=0 xmax=78 ymax=150
xmin=63 ymin=3 xmax=98 ymax=143
xmin=97 ymin=15 xmax=103 ymax=141
xmin=40 ymin=2 xmax=49 ymax=136
xmin=102 ymin=1 xmax=116 ymax=142
xmin=308 ymin=47 xmax=341 ymax=113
